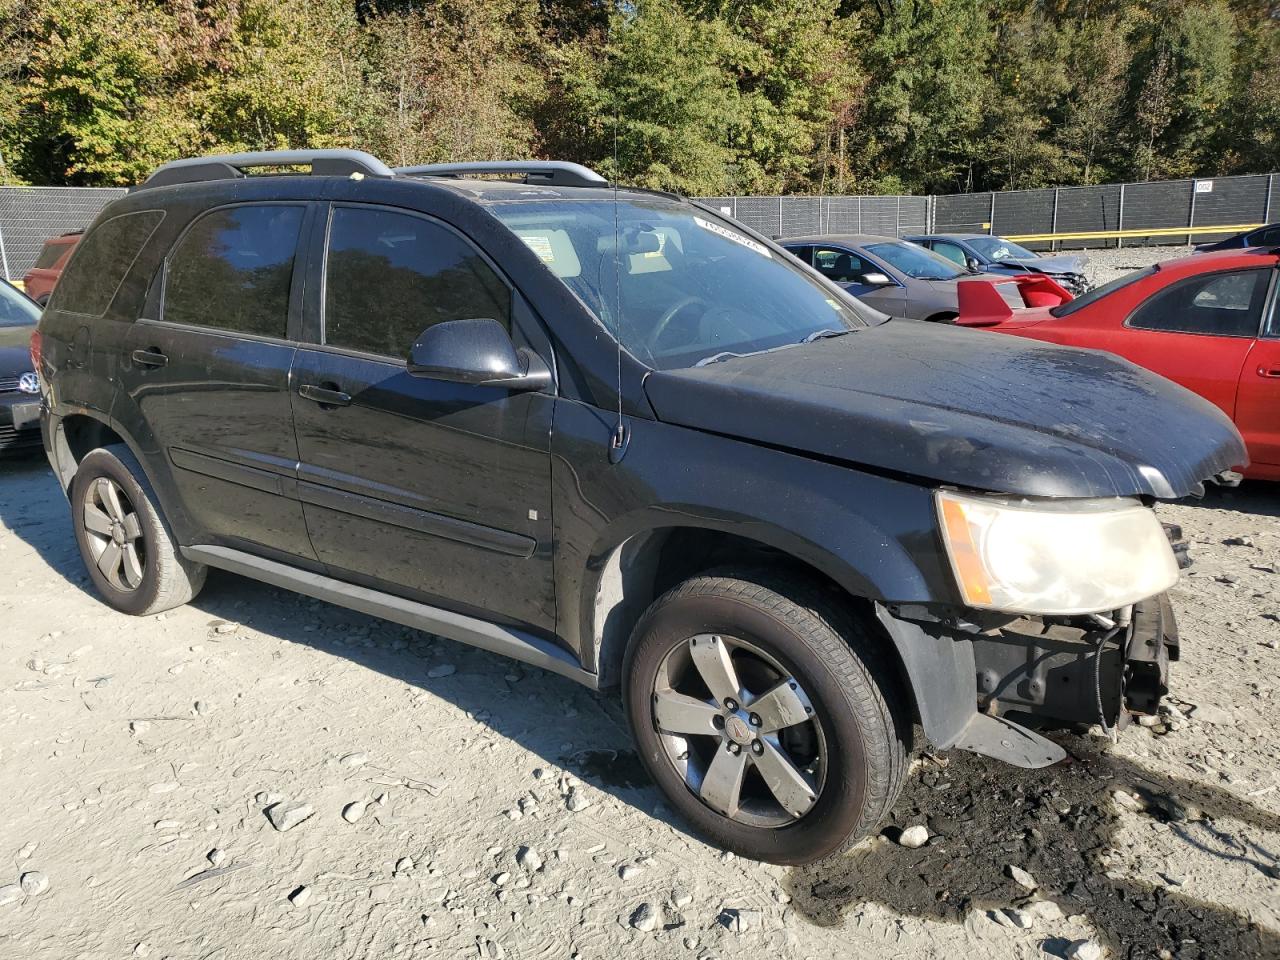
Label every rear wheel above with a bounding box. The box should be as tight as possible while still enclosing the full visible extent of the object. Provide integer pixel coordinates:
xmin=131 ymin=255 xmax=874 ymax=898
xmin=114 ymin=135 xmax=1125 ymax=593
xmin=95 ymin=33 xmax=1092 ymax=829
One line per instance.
xmin=70 ymin=445 xmax=206 ymax=615
xmin=623 ymin=569 xmax=908 ymax=864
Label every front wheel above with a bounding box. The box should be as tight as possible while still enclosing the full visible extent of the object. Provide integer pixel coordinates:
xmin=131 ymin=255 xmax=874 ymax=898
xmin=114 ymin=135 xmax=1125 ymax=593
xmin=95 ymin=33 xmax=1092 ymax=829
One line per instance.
xmin=623 ymin=569 xmax=909 ymax=865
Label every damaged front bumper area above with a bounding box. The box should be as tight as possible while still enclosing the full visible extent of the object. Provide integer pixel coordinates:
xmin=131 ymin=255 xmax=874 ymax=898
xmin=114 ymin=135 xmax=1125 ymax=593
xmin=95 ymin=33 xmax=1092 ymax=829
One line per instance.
xmin=875 ymin=594 xmax=1181 ymax=769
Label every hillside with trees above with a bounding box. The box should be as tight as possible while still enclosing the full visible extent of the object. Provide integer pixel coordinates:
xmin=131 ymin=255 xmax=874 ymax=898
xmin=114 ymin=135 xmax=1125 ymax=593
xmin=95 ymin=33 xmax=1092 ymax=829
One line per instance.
xmin=0 ymin=0 xmax=1276 ymax=194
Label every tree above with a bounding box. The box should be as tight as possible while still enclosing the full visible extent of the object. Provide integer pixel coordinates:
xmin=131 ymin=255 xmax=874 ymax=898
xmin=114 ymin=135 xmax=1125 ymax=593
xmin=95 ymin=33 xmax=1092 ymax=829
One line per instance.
xmin=848 ymin=0 xmax=997 ymax=194
xmin=718 ymin=0 xmax=861 ymax=193
xmin=0 ymin=0 xmax=1275 ymax=192
xmin=1127 ymin=0 xmax=1236 ymax=180
xmin=8 ymin=0 xmax=182 ymax=184
xmin=552 ymin=0 xmax=740 ymax=194
xmin=1056 ymin=13 xmax=1135 ymax=184
xmin=360 ymin=0 xmax=545 ymax=167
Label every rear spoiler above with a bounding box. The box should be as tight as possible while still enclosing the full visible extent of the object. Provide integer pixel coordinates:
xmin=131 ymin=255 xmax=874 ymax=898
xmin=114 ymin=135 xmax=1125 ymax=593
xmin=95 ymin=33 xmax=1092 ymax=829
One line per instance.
xmin=956 ymin=274 xmax=1072 ymax=327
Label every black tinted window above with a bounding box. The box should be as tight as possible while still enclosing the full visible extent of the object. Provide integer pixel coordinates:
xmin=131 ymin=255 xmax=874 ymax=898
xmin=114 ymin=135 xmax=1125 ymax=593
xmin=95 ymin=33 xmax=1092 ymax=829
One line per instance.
xmin=33 ymin=240 xmax=70 ymax=270
xmin=1128 ymin=269 xmax=1269 ymax=337
xmin=813 ymin=246 xmax=876 ymax=283
xmin=165 ymin=205 xmax=303 ymax=338
xmin=324 ymin=207 xmax=511 ymax=359
xmin=1255 ymin=226 xmax=1280 ymax=246
xmin=49 ymin=212 xmax=163 ymax=316
xmin=1052 ymin=266 xmax=1156 ymax=317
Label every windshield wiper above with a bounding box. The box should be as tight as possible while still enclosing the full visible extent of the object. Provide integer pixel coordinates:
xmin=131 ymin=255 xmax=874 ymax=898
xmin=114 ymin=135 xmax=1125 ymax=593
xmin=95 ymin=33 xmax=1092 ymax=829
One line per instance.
xmin=695 ymin=350 xmax=748 ymax=366
xmin=800 ymin=328 xmax=850 ymax=343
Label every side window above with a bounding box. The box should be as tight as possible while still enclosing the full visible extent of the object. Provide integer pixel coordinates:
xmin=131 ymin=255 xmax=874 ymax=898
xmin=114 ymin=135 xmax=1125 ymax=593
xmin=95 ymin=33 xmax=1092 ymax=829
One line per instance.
xmin=813 ymin=247 xmax=876 ymax=284
xmin=32 ymin=241 xmax=69 ymax=271
xmin=785 ymin=245 xmax=814 ymax=266
xmin=323 ymin=206 xmax=511 ymax=359
xmin=1255 ymin=226 xmax=1280 ymax=247
xmin=164 ymin=205 xmax=303 ymax=338
xmin=48 ymin=212 xmax=164 ymax=316
xmin=1128 ymin=269 xmax=1270 ymax=338
xmin=933 ymin=241 xmax=968 ymax=267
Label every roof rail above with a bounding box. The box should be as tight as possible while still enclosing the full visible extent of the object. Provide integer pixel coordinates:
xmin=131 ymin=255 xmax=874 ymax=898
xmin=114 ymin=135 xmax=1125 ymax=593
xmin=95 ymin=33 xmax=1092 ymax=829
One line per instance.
xmin=140 ymin=149 xmax=395 ymax=189
xmin=395 ymin=161 xmax=608 ymax=189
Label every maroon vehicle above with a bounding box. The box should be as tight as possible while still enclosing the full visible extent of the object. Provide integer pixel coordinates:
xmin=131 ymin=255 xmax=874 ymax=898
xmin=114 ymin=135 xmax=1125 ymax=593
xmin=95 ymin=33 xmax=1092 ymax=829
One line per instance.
xmin=22 ymin=231 xmax=81 ymax=306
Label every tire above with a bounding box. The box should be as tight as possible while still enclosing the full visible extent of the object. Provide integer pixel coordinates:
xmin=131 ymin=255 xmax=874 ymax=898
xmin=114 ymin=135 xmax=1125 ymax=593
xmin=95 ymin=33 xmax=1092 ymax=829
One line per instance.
xmin=623 ymin=568 xmax=909 ymax=865
xmin=70 ymin=444 xmax=206 ymax=616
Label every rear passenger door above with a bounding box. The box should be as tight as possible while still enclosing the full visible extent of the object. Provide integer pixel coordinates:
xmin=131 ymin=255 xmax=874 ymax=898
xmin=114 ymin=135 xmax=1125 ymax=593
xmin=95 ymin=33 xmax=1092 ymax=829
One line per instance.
xmin=119 ymin=202 xmax=317 ymax=562
xmin=290 ymin=203 xmax=557 ymax=632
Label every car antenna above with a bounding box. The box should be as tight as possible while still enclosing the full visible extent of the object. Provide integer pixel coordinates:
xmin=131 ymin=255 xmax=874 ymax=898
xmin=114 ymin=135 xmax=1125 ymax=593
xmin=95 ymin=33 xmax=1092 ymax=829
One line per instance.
xmin=608 ymin=84 xmax=631 ymax=465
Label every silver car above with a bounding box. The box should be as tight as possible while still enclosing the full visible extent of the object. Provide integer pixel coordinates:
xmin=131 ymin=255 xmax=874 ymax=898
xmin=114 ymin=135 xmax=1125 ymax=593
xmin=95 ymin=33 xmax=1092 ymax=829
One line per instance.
xmin=783 ymin=234 xmax=1017 ymax=322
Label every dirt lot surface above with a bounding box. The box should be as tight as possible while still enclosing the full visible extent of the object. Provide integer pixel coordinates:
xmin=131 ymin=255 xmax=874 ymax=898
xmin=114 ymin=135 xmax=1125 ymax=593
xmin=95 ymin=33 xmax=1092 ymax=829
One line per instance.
xmin=2 ymin=319 xmax=1278 ymax=959
xmin=1077 ymin=244 xmax=1193 ymax=287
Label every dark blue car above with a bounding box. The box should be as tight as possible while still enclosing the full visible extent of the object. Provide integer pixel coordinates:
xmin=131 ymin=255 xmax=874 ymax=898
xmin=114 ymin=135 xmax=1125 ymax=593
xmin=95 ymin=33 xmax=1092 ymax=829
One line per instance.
xmin=1194 ymin=222 xmax=1280 ymax=252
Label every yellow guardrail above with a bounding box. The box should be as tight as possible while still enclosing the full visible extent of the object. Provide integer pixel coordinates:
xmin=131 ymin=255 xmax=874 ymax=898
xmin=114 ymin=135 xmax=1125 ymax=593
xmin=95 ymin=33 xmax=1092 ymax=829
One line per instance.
xmin=1002 ymin=223 xmax=1264 ymax=244
xmin=8 ymin=279 xmax=24 ymax=291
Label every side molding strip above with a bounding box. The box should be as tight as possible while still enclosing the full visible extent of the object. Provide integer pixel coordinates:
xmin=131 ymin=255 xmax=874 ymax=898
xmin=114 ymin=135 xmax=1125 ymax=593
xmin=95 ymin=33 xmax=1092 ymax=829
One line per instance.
xmin=182 ymin=544 xmax=596 ymax=689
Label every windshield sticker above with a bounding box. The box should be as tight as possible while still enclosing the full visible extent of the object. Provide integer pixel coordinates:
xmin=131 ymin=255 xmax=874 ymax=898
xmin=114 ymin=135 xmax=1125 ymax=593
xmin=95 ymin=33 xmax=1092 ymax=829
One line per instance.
xmin=518 ymin=233 xmax=556 ymax=263
xmin=693 ymin=217 xmax=772 ymax=258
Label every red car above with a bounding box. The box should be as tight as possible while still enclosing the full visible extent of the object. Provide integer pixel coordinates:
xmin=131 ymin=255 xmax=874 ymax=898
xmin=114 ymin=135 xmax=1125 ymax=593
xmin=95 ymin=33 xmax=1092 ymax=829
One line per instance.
xmin=21 ymin=231 xmax=81 ymax=306
xmin=958 ymin=248 xmax=1279 ymax=480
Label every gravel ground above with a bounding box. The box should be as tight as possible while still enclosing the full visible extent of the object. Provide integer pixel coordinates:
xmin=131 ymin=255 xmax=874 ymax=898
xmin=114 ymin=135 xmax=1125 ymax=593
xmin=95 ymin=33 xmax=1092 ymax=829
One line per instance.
xmin=2 ymin=376 xmax=1278 ymax=957
xmin=1065 ymin=244 xmax=1194 ymax=287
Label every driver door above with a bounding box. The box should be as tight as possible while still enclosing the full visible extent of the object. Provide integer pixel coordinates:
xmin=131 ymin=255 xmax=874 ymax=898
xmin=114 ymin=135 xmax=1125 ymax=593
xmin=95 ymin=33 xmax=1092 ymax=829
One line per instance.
xmin=290 ymin=202 xmax=558 ymax=632
xmin=812 ymin=245 xmax=905 ymax=315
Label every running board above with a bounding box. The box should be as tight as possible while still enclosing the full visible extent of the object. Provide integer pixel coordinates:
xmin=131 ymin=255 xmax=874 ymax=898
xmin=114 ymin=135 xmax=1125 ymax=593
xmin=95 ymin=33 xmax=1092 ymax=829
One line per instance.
xmin=181 ymin=544 xmax=597 ymax=688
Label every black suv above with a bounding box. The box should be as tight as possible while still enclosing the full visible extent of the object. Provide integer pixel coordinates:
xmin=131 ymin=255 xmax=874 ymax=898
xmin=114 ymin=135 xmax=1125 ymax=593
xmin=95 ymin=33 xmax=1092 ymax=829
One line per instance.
xmin=35 ymin=150 xmax=1244 ymax=865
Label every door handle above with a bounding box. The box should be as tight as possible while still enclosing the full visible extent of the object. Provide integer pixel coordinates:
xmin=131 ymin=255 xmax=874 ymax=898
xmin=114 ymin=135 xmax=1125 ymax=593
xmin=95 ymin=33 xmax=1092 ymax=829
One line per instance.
xmin=1259 ymin=366 xmax=1280 ymax=379
xmin=299 ymin=383 xmax=352 ymax=407
xmin=132 ymin=348 xmax=168 ymax=368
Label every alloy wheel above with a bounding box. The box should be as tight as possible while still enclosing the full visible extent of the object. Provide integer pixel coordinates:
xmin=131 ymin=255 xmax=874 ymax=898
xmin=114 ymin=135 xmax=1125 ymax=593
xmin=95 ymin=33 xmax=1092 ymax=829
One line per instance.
xmin=82 ymin=476 xmax=146 ymax=592
xmin=651 ymin=633 xmax=826 ymax=828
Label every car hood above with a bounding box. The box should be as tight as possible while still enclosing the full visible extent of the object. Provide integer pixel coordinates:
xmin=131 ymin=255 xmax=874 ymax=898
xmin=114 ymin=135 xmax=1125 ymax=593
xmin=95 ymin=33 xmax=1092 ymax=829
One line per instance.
xmin=0 ymin=323 xmax=35 ymax=377
xmin=1002 ymin=253 xmax=1088 ymax=275
xmin=643 ymin=320 xmax=1245 ymax=500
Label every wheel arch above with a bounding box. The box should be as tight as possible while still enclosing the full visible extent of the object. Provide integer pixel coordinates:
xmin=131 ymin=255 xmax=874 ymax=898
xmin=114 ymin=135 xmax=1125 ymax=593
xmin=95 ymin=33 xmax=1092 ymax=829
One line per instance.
xmin=584 ymin=524 xmax=918 ymax=723
xmin=50 ymin=408 xmax=195 ymax=544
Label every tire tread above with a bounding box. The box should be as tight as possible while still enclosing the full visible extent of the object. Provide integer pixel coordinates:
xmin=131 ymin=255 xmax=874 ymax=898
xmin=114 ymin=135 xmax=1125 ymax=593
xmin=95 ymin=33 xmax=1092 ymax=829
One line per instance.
xmin=637 ymin=566 xmax=909 ymax=860
xmin=75 ymin=445 xmax=206 ymax=616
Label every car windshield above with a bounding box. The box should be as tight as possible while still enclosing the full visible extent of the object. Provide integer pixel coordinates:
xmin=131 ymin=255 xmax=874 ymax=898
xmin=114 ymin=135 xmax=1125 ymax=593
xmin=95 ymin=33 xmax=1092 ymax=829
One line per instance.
xmin=488 ymin=199 xmax=878 ymax=369
xmin=1050 ymin=266 xmax=1157 ymax=317
xmin=0 ymin=281 xmax=39 ymax=327
xmin=864 ymin=241 xmax=964 ymax=280
xmin=968 ymin=237 xmax=1038 ymax=262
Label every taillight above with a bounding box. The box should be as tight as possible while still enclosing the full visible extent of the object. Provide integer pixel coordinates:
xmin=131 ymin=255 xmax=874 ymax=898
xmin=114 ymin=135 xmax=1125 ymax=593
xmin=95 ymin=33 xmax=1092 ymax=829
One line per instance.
xmin=29 ymin=329 xmax=42 ymax=373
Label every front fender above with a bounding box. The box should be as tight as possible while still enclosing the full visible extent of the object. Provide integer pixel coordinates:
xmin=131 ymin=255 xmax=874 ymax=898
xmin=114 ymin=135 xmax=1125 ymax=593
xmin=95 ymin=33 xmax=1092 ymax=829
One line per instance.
xmin=549 ymin=400 xmax=958 ymax=669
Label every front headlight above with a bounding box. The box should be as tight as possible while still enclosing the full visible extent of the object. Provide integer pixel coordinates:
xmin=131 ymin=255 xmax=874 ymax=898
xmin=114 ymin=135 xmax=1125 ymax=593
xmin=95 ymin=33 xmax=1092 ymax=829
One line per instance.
xmin=936 ymin=490 xmax=1178 ymax=616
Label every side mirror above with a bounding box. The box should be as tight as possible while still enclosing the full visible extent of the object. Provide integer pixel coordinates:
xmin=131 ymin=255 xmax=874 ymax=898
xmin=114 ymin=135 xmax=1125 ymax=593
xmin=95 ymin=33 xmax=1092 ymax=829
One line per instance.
xmin=861 ymin=271 xmax=892 ymax=286
xmin=966 ymin=257 xmax=982 ymax=271
xmin=407 ymin=318 xmax=550 ymax=391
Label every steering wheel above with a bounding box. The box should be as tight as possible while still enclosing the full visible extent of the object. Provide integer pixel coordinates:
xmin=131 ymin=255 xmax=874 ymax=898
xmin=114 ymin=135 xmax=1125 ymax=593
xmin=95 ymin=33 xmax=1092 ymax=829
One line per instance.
xmin=647 ymin=296 xmax=708 ymax=349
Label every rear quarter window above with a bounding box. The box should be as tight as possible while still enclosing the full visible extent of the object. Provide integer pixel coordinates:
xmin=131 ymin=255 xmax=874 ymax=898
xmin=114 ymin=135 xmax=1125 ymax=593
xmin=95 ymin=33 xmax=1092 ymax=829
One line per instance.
xmin=32 ymin=239 xmax=73 ymax=271
xmin=48 ymin=212 xmax=164 ymax=317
